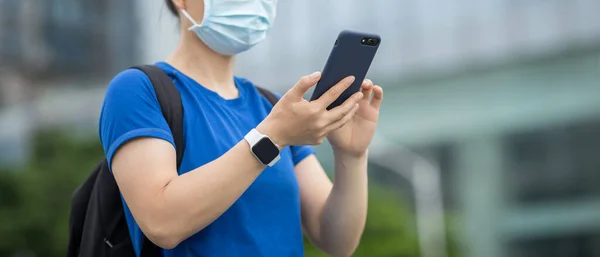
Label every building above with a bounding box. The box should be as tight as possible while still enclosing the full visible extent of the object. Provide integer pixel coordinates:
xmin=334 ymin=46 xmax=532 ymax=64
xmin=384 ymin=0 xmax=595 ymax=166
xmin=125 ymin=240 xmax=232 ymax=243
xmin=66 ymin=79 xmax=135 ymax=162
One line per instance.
xmin=0 ymin=0 xmax=138 ymax=167
xmin=374 ymin=49 xmax=600 ymax=257
xmin=1 ymin=0 xmax=600 ymax=256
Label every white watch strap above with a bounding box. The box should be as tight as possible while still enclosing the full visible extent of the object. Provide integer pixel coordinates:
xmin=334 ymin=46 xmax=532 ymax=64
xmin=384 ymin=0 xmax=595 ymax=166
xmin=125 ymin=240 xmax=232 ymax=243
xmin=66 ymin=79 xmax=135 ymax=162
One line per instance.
xmin=244 ymin=128 xmax=264 ymax=147
xmin=244 ymin=128 xmax=281 ymax=167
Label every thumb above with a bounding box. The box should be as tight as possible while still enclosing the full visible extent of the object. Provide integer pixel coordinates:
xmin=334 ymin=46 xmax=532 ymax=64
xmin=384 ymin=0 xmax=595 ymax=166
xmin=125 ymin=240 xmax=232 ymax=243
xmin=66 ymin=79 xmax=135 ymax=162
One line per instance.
xmin=289 ymin=72 xmax=321 ymax=98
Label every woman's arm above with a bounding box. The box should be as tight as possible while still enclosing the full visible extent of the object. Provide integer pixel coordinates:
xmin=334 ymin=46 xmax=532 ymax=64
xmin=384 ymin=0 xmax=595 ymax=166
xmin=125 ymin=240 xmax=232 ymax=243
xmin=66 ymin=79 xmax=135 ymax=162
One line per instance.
xmin=295 ymin=153 xmax=368 ymax=257
xmin=112 ymin=137 xmax=266 ymax=249
xmin=299 ymin=79 xmax=383 ymax=256
xmin=110 ymin=72 xmax=363 ymax=249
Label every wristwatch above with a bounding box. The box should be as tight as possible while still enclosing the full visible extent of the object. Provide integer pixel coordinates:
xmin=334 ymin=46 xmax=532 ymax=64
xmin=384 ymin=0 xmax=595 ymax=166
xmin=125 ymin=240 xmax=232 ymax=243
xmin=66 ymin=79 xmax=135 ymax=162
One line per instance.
xmin=244 ymin=128 xmax=281 ymax=167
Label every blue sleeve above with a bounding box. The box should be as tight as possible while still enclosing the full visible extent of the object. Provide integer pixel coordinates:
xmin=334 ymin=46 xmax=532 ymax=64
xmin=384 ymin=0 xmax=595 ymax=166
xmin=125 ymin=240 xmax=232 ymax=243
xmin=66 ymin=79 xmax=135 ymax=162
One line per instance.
xmin=290 ymin=145 xmax=315 ymax=165
xmin=99 ymin=69 xmax=175 ymax=170
xmin=268 ymin=91 xmax=316 ymax=165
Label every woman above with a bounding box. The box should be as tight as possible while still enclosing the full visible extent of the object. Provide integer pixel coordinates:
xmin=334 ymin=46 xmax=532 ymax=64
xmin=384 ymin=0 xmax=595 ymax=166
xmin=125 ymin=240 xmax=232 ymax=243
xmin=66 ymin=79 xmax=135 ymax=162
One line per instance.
xmin=99 ymin=0 xmax=384 ymax=256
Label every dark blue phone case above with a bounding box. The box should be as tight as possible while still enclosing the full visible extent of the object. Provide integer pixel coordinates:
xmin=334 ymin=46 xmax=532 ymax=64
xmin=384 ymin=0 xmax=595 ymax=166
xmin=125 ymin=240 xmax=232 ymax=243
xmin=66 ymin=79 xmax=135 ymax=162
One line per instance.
xmin=310 ymin=30 xmax=381 ymax=109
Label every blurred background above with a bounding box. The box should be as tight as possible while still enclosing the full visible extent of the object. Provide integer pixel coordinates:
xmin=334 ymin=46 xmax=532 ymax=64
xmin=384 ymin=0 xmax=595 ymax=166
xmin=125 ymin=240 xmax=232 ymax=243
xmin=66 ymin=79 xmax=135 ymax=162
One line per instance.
xmin=1 ymin=0 xmax=600 ymax=256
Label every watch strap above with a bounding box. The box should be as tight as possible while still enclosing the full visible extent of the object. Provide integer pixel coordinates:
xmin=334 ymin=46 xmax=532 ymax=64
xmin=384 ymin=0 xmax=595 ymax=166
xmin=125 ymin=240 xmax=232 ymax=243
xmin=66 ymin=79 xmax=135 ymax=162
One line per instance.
xmin=244 ymin=128 xmax=264 ymax=147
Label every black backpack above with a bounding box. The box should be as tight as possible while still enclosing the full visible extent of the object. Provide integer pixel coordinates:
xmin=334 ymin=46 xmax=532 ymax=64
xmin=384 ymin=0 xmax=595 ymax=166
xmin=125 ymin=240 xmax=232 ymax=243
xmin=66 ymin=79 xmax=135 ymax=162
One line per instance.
xmin=67 ymin=65 xmax=280 ymax=257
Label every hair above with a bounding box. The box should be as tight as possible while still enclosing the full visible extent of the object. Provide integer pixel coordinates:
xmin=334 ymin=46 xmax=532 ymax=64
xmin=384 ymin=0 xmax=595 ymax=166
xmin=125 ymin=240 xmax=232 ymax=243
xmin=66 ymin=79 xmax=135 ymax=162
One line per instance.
xmin=165 ymin=0 xmax=178 ymax=16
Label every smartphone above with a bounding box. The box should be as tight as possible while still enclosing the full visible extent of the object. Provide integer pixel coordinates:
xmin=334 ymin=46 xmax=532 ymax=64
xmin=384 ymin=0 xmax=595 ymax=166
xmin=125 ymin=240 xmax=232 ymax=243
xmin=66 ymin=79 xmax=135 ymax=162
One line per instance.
xmin=310 ymin=30 xmax=381 ymax=109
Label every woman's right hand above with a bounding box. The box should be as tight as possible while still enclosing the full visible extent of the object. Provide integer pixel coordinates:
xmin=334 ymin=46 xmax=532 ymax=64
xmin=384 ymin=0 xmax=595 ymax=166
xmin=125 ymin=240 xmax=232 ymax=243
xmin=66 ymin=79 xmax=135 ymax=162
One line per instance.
xmin=257 ymin=71 xmax=364 ymax=147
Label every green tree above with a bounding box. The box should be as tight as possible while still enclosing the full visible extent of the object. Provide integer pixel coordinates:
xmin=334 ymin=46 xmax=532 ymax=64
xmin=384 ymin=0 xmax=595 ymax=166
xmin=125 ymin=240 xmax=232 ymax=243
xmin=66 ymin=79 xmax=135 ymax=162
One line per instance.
xmin=0 ymin=130 xmax=460 ymax=257
xmin=303 ymin=185 xmax=420 ymax=257
xmin=0 ymin=131 xmax=103 ymax=257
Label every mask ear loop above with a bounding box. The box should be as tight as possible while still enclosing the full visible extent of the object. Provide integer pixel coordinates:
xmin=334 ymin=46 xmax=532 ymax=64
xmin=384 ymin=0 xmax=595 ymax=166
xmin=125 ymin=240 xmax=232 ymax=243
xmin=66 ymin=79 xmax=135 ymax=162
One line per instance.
xmin=180 ymin=9 xmax=199 ymax=30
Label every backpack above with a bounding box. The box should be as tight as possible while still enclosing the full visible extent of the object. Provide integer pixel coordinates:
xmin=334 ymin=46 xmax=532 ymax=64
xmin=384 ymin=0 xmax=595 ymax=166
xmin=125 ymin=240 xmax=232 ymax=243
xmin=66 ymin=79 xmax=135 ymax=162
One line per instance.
xmin=67 ymin=65 xmax=280 ymax=257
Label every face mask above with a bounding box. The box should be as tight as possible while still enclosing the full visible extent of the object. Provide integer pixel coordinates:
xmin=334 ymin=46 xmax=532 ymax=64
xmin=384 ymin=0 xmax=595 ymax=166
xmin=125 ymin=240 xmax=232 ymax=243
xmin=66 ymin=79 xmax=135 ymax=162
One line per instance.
xmin=180 ymin=0 xmax=277 ymax=56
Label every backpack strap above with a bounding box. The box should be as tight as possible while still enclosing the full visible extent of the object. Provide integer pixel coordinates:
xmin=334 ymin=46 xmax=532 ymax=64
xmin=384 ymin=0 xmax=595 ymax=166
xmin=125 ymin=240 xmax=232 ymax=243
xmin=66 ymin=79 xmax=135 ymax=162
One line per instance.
xmin=132 ymin=65 xmax=186 ymax=169
xmin=256 ymin=86 xmax=279 ymax=106
xmin=130 ymin=65 xmax=186 ymax=257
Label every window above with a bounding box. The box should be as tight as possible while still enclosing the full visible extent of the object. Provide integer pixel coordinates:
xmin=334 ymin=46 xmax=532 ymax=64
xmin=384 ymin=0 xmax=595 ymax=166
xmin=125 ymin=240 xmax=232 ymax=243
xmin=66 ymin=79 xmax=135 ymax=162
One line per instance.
xmin=0 ymin=0 xmax=138 ymax=80
xmin=0 ymin=1 xmax=22 ymax=63
xmin=509 ymin=233 xmax=600 ymax=257
xmin=505 ymin=118 xmax=600 ymax=204
xmin=41 ymin=0 xmax=109 ymax=78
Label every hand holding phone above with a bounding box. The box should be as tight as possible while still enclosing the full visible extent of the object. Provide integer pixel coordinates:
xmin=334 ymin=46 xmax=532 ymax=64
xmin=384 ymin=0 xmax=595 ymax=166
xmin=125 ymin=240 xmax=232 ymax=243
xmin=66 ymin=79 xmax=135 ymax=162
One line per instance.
xmin=258 ymin=71 xmax=365 ymax=147
xmin=310 ymin=30 xmax=381 ymax=109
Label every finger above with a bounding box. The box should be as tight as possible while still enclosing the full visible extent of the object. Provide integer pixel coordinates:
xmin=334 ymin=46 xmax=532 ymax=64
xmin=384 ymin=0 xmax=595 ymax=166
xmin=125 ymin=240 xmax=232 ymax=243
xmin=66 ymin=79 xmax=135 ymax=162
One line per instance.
xmin=370 ymin=85 xmax=383 ymax=109
xmin=315 ymin=76 xmax=355 ymax=107
xmin=289 ymin=72 xmax=321 ymax=98
xmin=360 ymin=79 xmax=374 ymax=103
xmin=326 ymin=91 xmax=363 ymax=122
xmin=326 ymin=103 xmax=360 ymax=132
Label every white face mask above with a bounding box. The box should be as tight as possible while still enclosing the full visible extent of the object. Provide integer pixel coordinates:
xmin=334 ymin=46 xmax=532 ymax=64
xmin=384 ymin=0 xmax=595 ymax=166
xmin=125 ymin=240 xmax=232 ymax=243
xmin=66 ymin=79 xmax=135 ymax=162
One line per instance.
xmin=180 ymin=0 xmax=277 ymax=56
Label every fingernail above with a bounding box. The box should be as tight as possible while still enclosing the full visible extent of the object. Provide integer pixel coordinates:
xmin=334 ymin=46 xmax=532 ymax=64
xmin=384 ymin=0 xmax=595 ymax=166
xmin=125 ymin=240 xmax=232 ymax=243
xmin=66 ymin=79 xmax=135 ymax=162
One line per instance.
xmin=348 ymin=76 xmax=356 ymax=82
xmin=357 ymin=92 xmax=363 ymax=99
xmin=354 ymin=103 xmax=360 ymax=110
xmin=311 ymin=71 xmax=321 ymax=79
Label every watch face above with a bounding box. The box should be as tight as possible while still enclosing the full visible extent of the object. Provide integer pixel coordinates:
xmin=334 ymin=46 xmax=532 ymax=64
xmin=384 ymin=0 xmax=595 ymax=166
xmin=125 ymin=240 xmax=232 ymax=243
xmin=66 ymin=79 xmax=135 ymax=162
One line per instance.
xmin=252 ymin=137 xmax=279 ymax=165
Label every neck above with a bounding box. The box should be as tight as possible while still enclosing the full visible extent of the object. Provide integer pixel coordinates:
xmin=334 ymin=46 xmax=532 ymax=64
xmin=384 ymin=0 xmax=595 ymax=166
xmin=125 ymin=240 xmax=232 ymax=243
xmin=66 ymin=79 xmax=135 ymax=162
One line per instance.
xmin=166 ymin=32 xmax=236 ymax=93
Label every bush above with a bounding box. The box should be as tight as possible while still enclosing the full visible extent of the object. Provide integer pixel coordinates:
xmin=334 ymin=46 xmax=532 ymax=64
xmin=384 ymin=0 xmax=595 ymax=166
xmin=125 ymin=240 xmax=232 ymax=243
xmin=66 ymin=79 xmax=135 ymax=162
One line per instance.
xmin=0 ymin=130 xmax=459 ymax=257
xmin=304 ymin=184 xmax=421 ymax=257
xmin=0 ymin=131 xmax=103 ymax=257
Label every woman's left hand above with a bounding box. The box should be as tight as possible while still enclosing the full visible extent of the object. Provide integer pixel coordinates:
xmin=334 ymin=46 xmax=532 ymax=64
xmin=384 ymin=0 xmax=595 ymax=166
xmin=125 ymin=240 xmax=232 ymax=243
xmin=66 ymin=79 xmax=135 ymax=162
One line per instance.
xmin=327 ymin=79 xmax=383 ymax=157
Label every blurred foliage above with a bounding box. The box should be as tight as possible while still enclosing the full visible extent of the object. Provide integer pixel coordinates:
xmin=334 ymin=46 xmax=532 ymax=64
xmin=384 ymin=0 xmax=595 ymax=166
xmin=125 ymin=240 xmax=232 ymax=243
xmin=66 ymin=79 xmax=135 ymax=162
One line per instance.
xmin=0 ymin=130 xmax=459 ymax=257
xmin=0 ymin=130 xmax=103 ymax=257
xmin=304 ymin=185 xmax=420 ymax=257
xmin=304 ymin=185 xmax=461 ymax=257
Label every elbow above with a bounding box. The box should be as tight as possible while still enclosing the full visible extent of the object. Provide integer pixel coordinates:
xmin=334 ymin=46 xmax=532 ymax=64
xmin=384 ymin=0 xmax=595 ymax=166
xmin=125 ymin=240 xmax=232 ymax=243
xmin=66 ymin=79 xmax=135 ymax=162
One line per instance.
xmin=140 ymin=221 xmax=184 ymax=250
xmin=136 ymin=203 xmax=214 ymax=249
xmin=319 ymin=232 xmax=361 ymax=257
xmin=324 ymin=245 xmax=359 ymax=257
xmin=147 ymin=233 xmax=181 ymax=250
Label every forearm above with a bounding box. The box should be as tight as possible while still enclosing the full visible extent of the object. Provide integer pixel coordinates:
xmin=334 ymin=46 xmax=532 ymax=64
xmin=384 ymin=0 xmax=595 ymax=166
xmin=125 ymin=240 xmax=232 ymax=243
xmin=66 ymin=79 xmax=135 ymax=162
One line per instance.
xmin=145 ymin=140 xmax=265 ymax=248
xmin=319 ymin=151 xmax=368 ymax=256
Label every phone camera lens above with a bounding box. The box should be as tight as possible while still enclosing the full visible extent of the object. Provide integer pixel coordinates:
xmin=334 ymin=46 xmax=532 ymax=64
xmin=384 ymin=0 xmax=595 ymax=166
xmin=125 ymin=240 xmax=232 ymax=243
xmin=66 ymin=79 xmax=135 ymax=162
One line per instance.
xmin=361 ymin=37 xmax=378 ymax=46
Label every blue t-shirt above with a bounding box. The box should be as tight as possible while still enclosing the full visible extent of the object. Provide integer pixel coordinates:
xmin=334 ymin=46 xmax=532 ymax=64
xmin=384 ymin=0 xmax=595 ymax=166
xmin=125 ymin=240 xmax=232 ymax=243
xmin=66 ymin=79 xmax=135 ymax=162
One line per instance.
xmin=99 ymin=62 xmax=315 ymax=257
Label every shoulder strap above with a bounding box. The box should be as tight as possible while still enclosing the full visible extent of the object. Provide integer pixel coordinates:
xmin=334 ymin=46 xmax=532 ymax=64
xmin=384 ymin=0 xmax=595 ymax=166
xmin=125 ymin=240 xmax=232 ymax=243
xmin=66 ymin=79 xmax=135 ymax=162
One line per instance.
xmin=256 ymin=86 xmax=279 ymax=106
xmin=132 ymin=65 xmax=186 ymax=169
xmin=130 ymin=65 xmax=185 ymax=257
